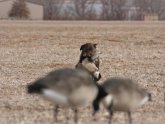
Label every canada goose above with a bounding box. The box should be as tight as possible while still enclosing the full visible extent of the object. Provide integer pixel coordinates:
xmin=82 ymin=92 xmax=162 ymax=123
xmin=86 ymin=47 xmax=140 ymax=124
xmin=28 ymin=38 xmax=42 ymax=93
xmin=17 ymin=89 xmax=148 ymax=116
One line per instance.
xmin=76 ymin=58 xmax=101 ymax=81
xmin=27 ymin=68 xmax=99 ymax=124
xmin=93 ymin=77 xmax=152 ymax=124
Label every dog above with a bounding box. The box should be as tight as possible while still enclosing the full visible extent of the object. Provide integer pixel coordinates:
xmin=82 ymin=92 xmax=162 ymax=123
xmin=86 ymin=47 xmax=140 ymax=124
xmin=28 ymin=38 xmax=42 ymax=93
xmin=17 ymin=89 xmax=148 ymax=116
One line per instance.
xmin=76 ymin=43 xmax=101 ymax=81
xmin=78 ymin=43 xmax=100 ymax=69
xmin=76 ymin=58 xmax=101 ymax=81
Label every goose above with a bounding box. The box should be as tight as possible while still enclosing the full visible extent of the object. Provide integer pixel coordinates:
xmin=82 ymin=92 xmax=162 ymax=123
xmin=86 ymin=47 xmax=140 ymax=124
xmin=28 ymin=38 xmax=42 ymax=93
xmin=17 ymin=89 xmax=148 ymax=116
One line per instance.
xmin=52 ymin=59 xmax=101 ymax=121
xmin=52 ymin=58 xmax=101 ymax=122
xmin=27 ymin=68 xmax=100 ymax=124
xmin=93 ymin=77 xmax=152 ymax=124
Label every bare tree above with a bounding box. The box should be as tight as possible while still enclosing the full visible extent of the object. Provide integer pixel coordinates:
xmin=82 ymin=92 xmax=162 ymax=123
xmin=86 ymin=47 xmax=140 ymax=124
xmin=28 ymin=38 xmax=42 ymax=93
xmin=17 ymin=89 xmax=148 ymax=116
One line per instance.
xmin=44 ymin=0 xmax=64 ymax=20
xmin=9 ymin=0 xmax=29 ymax=19
xmin=100 ymin=0 xmax=127 ymax=20
xmin=134 ymin=0 xmax=165 ymax=20
xmin=62 ymin=5 xmax=76 ymax=20
xmin=147 ymin=0 xmax=165 ymax=19
xmin=73 ymin=0 xmax=96 ymax=20
xmin=113 ymin=0 xmax=127 ymax=20
xmin=100 ymin=0 xmax=111 ymax=20
xmin=134 ymin=0 xmax=147 ymax=20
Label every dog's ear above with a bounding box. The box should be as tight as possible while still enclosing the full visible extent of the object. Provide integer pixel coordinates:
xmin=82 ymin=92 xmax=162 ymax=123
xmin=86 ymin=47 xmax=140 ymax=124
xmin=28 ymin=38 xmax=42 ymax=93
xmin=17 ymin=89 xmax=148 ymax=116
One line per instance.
xmin=93 ymin=43 xmax=97 ymax=48
xmin=80 ymin=44 xmax=87 ymax=51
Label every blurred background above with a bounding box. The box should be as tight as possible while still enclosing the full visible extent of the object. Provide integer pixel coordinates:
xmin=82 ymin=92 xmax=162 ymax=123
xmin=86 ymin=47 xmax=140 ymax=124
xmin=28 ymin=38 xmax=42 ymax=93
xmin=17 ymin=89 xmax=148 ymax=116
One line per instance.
xmin=0 ymin=0 xmax=165 ymax=20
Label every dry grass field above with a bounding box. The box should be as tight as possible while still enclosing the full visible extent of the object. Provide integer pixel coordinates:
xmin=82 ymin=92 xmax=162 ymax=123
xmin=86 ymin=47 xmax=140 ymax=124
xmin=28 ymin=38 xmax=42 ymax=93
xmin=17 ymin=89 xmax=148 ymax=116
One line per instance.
xmin=0 ymin=21 xmax=164 ymax=124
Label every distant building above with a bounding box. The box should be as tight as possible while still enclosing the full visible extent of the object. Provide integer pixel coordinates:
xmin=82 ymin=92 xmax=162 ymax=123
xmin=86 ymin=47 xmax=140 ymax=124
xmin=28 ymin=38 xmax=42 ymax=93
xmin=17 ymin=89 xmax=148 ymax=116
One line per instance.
xmin=144 ymin=14 xmax=159 ymax=21
xmin=0 ymin=0 xmax=44 ymax=19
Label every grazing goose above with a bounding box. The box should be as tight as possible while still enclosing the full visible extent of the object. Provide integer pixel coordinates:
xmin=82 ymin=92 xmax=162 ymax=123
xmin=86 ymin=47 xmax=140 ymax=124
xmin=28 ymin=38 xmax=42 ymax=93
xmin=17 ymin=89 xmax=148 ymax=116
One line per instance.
xmin=93 ymin=77 xmax=152 ymax=124
xmin=27 ymin=68 xmax=99 ymax=124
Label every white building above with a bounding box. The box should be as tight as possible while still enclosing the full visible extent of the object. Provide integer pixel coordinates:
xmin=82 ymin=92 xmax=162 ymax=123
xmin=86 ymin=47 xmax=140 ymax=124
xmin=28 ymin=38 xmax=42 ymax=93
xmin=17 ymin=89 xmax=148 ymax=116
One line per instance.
xmin=0 ymin=0 xmax=44 ymax=19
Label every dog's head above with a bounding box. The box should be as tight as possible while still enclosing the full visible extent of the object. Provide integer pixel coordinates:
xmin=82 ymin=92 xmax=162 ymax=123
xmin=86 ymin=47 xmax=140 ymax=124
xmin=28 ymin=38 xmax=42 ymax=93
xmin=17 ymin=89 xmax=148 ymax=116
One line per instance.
xmin=80 ymin=43 xmax=97 ymax=57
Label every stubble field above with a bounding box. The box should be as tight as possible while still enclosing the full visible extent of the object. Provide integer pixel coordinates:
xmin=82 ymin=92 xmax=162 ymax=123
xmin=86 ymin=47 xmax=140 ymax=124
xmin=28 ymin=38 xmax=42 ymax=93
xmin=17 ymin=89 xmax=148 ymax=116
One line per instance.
xmin=0 ymin=21 xmax=164 ymax=124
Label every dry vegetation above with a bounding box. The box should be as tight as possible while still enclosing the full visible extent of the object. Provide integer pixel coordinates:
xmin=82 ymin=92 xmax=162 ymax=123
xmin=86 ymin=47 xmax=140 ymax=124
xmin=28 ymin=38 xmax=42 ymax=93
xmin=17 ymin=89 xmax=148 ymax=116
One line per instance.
xmin=0 ymin=21 xmax=164 ymax=124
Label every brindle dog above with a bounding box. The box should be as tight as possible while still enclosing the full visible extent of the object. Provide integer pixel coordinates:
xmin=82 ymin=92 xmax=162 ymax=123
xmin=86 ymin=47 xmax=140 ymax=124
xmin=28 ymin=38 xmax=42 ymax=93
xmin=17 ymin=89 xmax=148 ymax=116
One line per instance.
xmin=79 ymin=43 xmax=100 ymax=69
xmin=76 ymin=43 xmax=101 ymax=81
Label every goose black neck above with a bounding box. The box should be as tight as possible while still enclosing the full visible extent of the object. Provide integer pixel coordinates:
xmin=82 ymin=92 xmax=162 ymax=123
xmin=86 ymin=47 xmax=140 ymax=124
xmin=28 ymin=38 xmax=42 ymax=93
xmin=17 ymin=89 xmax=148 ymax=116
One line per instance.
xmin=93 ymin=83 xmax=108 ymax=113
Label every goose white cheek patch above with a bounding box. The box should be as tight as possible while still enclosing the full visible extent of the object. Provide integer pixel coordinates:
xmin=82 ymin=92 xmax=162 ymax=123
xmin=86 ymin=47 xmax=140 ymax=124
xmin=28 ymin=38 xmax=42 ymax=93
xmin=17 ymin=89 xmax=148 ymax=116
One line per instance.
xmin=102 ymin=95 xmax=113 ymax=107
xmin=42 ymin=89 xmax=68 ymax=105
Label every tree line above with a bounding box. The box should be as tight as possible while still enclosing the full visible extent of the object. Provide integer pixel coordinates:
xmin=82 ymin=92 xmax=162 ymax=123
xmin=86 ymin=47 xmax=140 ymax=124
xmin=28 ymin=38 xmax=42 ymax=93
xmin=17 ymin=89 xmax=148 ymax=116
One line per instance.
xmin=9 ymin=0 xmax=165 ymax=20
